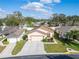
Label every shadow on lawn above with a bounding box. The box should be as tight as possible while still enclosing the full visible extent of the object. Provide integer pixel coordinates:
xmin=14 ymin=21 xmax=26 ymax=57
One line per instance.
xmin=58 ymin=37 xmax=79 ymax=45
xmin=58 ymin=38 xmax=79 ymax=51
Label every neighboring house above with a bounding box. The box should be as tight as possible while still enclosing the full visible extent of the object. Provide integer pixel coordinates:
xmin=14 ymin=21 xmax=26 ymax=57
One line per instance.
xmin=0 ymin=26 xmax=24 ymax=43
xmin=33 ymin=22 xmax=42 ymax=27
xmin=56 ymin=26 xmax=79 ymax=38
xmin=33 ymin=21 xmax=48 ymax=27
xmin=1 ymin=26 xmax=19 ymax=35
xmin=28 ymin=25 xmax=54 ymax=41
xmin=23 ymin=24 xmax=33 ymax=30
xmin=7 ymin=29 xmax=24 ymax=43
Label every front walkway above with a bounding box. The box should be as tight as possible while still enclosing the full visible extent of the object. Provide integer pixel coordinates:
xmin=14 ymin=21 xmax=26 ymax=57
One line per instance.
xmin=0 ymin=43 xmax=16 ymax=58
xmin=18 ymin=41 xmax=46 ymax=56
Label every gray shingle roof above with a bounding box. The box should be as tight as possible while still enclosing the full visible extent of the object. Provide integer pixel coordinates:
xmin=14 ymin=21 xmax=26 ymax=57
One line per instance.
xmin=7 ymin=29 xmax=23 ymax=38
xmin=1 ymin=26 xmax=19 ymax=35
xmin=56 ymin=26 xmax=79 ymax=34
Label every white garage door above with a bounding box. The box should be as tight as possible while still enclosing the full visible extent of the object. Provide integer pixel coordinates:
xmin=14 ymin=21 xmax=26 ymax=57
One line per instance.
xmin=31 ymin=35 xmax=43 ymax=41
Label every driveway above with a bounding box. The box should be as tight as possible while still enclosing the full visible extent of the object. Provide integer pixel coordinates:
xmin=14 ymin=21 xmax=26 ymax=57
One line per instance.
xmin=18 ymin=41 xmax=46 ymax=56
xmin=0 ymin=43 xmax=16 ymax=58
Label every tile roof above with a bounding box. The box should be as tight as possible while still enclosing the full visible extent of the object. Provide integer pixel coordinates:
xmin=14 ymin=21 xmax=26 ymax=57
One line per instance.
xmin=28 ymin=25 xmax=53 ymax=34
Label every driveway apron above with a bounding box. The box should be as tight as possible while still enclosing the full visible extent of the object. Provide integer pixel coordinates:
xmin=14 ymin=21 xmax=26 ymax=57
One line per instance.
xmin=18 ymin=41 xmax=46 ymax=56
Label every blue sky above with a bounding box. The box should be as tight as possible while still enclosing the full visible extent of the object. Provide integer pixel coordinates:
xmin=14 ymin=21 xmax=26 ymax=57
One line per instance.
xmin=0 ymin=0 xmax=79 ymax=19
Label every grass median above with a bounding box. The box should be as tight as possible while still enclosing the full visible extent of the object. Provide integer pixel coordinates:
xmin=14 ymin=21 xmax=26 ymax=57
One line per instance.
xmin=0 ymin=45 xmax=6 ymax=53
xmin=12 ymin=40 xmax=26 ymax=55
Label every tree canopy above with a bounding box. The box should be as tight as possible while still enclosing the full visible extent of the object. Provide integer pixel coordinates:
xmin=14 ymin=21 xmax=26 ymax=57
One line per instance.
xmin=49 ymin=14 xmax=79 ymax=26
xmin=0 ymin=12 xmax=79 ymax=26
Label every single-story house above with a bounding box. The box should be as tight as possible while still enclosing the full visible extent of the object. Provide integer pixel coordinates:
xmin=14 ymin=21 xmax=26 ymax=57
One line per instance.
xmin=0 ymin=26 xmax=24 ymax=43
xmin=56 ymin=26 xmax=79 ymax=38
xmin=33 ymin=22 xmax=42 ymax=27
xmin=7 ymin=29 xmax=24 ymax=43
xmin=28 ymin=25 xmax=54 ymax=41
xmin=0 ymin=26 xmax=19 ymax=35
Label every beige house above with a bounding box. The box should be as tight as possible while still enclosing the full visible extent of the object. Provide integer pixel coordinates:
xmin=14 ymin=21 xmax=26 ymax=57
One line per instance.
xmin=28 ymin=25 xmax=54 ymax=41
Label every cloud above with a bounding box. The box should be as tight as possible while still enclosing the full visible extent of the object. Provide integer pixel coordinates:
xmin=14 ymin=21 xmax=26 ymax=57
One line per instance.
xmin=40 ymin=0 xmax=52 ymax=3
xmin=53 ymin=0 xmax=61 ymax=3
xmin=21 ymin=2 xmax=49 ymax=14
xmin=0 ymin=8 xmax=7 ymax=18
xmin=0 ymin=8 xmax=5 ymax=12
xmin=40 ymin=0 xmax=61 ymax=3
xmin=21 ymin=2 xmax=43 ymax=10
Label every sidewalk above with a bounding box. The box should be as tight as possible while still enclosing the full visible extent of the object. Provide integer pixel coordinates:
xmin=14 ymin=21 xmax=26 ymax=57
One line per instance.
xmin=0 ymin=43 xmax=16 ymax=58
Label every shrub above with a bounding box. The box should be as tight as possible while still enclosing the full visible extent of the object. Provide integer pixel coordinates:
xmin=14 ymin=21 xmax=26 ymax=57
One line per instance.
xmin=42 ymin=38 xmax=48 ymax=42
xmin=2 ymin=38 xmax=9 ymax=45
xmin=48 ymin=38 xmax=53 ymax=42
xmin=42 ymin=37 xmax=53 ymax=42
xmin=54 ymin=31 xmax=59 ymax=39
xmin=22 ymin=35 xmax=28 ymax=40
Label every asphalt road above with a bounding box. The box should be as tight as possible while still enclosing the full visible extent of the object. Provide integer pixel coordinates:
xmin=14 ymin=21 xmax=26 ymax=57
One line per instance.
xmin=2 ymin=54 xmax=79 ymax=59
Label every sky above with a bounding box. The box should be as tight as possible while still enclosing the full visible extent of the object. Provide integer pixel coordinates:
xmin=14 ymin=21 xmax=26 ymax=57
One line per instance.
xmin=0 ymin=0 xmax=79 ymax=19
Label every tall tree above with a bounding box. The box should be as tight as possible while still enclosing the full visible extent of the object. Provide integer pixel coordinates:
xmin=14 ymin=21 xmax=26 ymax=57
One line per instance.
xmin=5 ymin=11 xmax=23 ymax=26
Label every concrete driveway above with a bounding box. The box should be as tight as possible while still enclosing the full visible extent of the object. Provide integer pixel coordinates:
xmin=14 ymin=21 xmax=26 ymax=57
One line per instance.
xmin=18 ymin=41 xmax=46 ymax=56
xmin=0 ymin=41 xmax=46 ymax=58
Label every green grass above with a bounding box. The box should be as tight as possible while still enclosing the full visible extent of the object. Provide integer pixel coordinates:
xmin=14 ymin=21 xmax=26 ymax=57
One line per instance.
xmin=0 ymin=37 xmax=2 ymax=41
xmin=44 ymin=37 xmax=79 ymax=53
xmin=65 ymin=42 xmax=79 ymax=51
xmin=55 ymin=39 xmax=63 ymax=44
xmin=0 ymin=36 xmax=3 ymax=41
xmin=44 ymin=44 xmax=67 ymax=53
xmin=2 ymin=41 xmax=9 ymax=45
xmin=0 ymin=35 xmax=7 ymax=41
xmin=0 ymin=39 xmax=2 ymax=41
xmin=12 ymin=40 xmax=26 ymax=55
xmin=0 ymin=46 xmax=6 ymax=53
xmin=56 ymin=38 xmax=79 ymax=51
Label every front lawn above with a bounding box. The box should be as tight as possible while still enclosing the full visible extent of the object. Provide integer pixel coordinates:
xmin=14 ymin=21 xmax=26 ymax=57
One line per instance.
xmin=44 ymin=44 xmax=67 ymax=53
xmin=65 ymin=41 xmax=79 ymax=51
xmin=56 ymin=38 xmax=79 ymax=51
xmin=12 ymin=40 xmax=26 ymax=55
xmin=0 ymin=45 xmax=6 ymax=53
